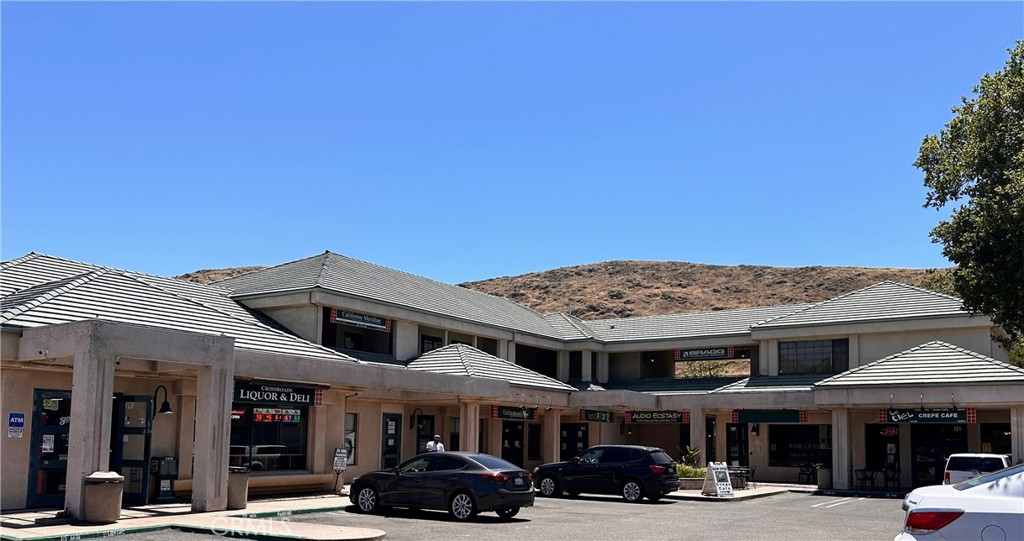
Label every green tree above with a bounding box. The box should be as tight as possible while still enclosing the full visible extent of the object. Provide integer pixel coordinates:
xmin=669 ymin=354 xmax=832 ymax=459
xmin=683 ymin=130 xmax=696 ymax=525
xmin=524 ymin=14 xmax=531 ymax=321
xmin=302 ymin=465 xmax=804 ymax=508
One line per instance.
xmin=915 ymin=41 xmax=1024 ymax=361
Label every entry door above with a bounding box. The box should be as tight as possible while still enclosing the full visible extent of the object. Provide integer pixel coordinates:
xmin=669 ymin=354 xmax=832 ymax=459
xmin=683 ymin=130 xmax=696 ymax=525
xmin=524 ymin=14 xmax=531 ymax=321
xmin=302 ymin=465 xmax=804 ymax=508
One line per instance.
xmin=415 ymin=415 xmax=435 ymax=454
xmin=560 ymin=423 xmax=588 ymax=461
xmin=27 ymin=390 xmax=73 ymax=508
xmin=911 ymin=424 xmax=968 ymax=487
xmin=110 ymin=395 xmax=152 ymax=506
xmin=501 ymin=421 xmax=524 ymax=467
xmin=381 ymin=414 xmax=402 ymax=469
xmin=726 ymin=423 xmax=749 ymax=466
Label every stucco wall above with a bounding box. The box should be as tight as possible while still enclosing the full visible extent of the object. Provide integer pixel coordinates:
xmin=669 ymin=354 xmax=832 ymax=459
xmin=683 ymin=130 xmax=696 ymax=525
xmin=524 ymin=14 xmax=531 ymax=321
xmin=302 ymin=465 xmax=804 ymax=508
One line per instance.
xmin=261 ymin=306 xmax=320 ymax=344
xmin=858 ymin=328 xmax=1005 ymax=366
xmin=609 ymin=352 xmax=642 ymax=380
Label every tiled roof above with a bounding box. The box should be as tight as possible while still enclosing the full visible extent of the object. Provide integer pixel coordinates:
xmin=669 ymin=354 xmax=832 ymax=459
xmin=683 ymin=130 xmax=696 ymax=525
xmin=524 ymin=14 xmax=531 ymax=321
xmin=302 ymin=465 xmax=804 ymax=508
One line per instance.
xmin=752 ymin=281 xmax=971 ymax=330
xmin=583 ymin=304 xmax=811 ymax=342
xmin=543 ymin=313 xmax=596 ymax=341
xmin=406 ymin=344 xmax=576 ymax=391
xmin=816 ymin=341 xmax=1024 ymax=388
xmin=1 ymin=253 xmax=360 ymax=362
xmin=215 ymin=251 xmax=564 ymax=340
xmin=713 ymin=374 xmax=831 ymax=394
xmin=602 ymin=377 xmax=747 ymax=396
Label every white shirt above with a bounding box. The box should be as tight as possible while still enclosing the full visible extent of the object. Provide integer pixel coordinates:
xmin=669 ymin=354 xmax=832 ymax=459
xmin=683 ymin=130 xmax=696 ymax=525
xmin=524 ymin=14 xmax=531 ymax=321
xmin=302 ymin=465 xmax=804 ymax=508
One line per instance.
xmin=426 ymin=440 xmax=445 ymax=452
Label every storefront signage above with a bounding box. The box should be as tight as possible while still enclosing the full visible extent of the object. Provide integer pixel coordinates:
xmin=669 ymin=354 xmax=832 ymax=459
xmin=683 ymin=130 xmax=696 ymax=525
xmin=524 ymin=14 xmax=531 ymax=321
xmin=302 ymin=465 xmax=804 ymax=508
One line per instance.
xmin=579 ymin=409 xmax=615 ymax=423
xmin=333 ymin=447 xmax=348 ymax=471
xmin=880 ymin=408 xmax=975 ymax=424
xmin=491 ymin=405 xmax=538 ymax=421
xmin=253 ymin=407 xmax=301 ymax=423
xmin=7 ymin=412 xmax=24 ymax=438
xmin=330 ymin=308 xmax=392 ymax=333
xmin=234 ymin=381 xmax=315 ymax=406
xmin=701 ymin=462 xmax=734 ymax=497
xmin=625 ymin=410 xmax=689 ymax=424
xmin=675 ymin=346 xmax=734 ymax=361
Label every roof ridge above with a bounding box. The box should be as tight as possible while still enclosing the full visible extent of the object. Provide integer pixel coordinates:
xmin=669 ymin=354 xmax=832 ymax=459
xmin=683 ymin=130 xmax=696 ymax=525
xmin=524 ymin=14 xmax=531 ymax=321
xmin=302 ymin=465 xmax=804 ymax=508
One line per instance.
xmin=452 ymin=344 xmax=478 ymax=377
xmin=553 ymin=312 xmax=595 ymax=339
xmin=0 ymin=252 xmax=41 ymax=271
xmin=892 ymin=280 xmax=966 ymax=305
xmin=212 ymin=252 xmax=328 ymax=286
xmin=1 ymin=270 xmax=107 ymax=322
xmin=751 ymin=280 xmax=946 ymax=327
xmin=125 ymin=272 xmax=358 ymax=362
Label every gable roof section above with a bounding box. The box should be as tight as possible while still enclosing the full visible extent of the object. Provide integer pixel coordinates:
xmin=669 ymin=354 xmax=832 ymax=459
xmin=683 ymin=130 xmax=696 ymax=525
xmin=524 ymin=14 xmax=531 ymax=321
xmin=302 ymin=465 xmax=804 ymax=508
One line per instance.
xmin=816 ymin=340 xmax=1024 ymax=388
xmin=543 ymin=313 xmax=596 ymax=341
xmin=216 ymin=251 xmax=564 ymax=340
xmin=751 ymin=281 xmax=972 ymax=330
xmin=1 ymin=254 xmax=359 ymax=362
xmin=584 ymin=304 xmax=811 ymax=342
xmin=406 ymin=344 xmax=575 ymax=391
xmin=1 ymin=252 xmax=106 ymax=296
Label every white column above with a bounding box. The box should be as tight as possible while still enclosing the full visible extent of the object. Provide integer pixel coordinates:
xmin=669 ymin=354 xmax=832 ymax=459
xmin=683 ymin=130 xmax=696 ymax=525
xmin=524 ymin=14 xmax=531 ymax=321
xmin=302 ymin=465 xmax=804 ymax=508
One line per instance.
xmin=176 ymin=384 xmax=197 ymax=480
xmin=460 ymin=402 xmax=481 ymax=452
xmin=689 ymin=408 xmax=706 ymax=459
xmin=768 ymin=339 xmax=779 ymax=376
xmin=191 ymin=363 xmax=233 ymax=512
xmin=557 ymin=351 xmax=569 ymax=381
xmin=542 ymin=411 xmax=561 ymax=463
xmin=596 ymin=351 xmax=610 ymax=383
xmin=1011 ymin=407 xmax=1024 ymax=464
xmin=64 ymin=350 xmax=116 ymax=519
xmin=831 ymin=408 xmax=851 ymax=490
xmin=849 ymin=335 xmax=860 ymax=368
xmin=581 ymin=350 xmax=593 ymax=381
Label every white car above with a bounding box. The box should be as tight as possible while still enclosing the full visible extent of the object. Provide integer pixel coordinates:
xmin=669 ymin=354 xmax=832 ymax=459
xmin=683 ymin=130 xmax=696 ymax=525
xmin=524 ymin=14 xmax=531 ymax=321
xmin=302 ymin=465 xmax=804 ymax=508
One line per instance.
xmin=895 ymin=463 xmax=1024 ymax=541
xmin=942 ymin=452 xmax=1009 ymax=484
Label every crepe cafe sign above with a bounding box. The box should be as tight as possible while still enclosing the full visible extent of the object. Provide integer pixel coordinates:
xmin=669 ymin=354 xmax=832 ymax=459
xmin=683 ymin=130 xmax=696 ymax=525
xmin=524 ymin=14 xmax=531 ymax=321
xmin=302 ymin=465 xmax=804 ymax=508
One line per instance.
xmin=235 ymin=381 xmax=315 ymax=406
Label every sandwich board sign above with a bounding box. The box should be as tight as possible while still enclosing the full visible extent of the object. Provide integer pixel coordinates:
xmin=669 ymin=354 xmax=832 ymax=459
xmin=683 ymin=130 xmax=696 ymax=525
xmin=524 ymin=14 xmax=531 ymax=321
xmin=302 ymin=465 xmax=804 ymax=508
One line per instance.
xmin=701 ymin=462 xmax=734 ymax=497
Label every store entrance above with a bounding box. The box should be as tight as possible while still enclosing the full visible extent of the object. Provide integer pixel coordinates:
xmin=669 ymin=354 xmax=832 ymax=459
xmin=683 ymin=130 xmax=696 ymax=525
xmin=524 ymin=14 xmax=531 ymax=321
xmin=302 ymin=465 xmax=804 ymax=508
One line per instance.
xmin=381 ymin=413 xmax=402 ymax=468
xmin=109 ymin=395 xmax=153 ymax=506
xmin=27 ymin=390 xmax=72 ymax=508
xmin=726 ymin=423 xmax=749 ymax=466
xmin=911 ymin=424 xmax=967 ymax=487
xmin=501 ymin=421 xmax=524 ymax=467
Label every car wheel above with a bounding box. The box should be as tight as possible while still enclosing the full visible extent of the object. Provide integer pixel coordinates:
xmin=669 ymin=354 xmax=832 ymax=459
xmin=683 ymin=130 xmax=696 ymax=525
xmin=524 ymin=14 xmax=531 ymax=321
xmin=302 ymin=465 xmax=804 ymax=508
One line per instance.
xmin=621 ymin=480 xmax=644 ymax=503
xmin=537 ymin=475 xmax=561 ymax=497
xmin=496 ymin=507 xmax=520 ymax=520
xmin=354 ymin=485 xmax=379 ymax=513
xmin=448 ymin=491 xmax=476 ymax=521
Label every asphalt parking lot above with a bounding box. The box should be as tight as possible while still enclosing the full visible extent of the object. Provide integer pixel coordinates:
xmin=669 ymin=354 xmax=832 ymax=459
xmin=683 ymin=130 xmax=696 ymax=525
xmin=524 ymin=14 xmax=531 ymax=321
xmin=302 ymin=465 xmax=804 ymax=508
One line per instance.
xmin=106 ymin=491 xmax=907 ymax=541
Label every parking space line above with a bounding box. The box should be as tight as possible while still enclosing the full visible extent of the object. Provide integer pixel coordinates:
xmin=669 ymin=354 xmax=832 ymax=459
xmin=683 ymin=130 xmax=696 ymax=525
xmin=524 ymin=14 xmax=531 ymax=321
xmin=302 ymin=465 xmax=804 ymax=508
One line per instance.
xmin=812 ymin=497 xmax=854 ymax=508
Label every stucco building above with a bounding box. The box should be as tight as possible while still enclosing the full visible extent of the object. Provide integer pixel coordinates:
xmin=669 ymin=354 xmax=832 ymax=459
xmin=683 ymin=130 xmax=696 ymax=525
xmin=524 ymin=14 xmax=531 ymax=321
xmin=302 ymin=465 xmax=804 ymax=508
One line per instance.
xmin=2 ymin=251 xmax=1022 ymax=517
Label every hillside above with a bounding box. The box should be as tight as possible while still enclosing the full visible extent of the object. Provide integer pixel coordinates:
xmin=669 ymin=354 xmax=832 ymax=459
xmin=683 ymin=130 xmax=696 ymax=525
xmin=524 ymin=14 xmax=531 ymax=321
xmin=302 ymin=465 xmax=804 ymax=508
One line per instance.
xmin=457 ymin=261 xmax=941 ymax=320
xmin=179 ymin=260 xmax=943 ymax=318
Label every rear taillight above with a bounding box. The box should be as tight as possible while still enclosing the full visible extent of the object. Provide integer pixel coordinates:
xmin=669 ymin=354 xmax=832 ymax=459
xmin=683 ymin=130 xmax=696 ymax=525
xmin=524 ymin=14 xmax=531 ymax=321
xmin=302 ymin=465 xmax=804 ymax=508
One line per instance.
xmin=904 ymin=510 xmax=964 ymax=534
xmin=943 ymin=471 xmax=950 ymax=484
xmin=481 ymin=472 xmax=511 ymax=483
xmin=649 ymin=465 xmax=668 ymax=474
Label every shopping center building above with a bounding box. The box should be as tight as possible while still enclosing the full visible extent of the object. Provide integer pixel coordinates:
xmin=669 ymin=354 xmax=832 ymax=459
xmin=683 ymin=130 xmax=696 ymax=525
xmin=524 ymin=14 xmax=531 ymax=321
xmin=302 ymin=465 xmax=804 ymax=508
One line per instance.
xmin=2 ymin=250 xmax=1022 ymax=518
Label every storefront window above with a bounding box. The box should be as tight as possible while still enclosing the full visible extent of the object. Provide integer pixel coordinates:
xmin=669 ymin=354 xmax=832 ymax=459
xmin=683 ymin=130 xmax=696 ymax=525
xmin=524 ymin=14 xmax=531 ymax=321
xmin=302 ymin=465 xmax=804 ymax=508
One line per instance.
xmin=230 ymin=381 xmax=312 ymax=472
xmin=345 ymin=413 xmax=357 ymax=466
xmin=769 ymin=425 xmax=832 ymax=467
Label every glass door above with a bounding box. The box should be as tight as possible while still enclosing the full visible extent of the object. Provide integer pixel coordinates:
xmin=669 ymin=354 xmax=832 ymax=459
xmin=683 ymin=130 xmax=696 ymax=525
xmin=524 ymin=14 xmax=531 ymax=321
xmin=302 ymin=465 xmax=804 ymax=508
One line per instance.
xmin=109 ymin=395 xmax=152 ymax=506
xmin=726 ymin=423 xmax=749 ymax=466
xmin=27 ymin=390 xmax=72 ymax=508
xmin=381 ymin=413 xmax=402 ymax=468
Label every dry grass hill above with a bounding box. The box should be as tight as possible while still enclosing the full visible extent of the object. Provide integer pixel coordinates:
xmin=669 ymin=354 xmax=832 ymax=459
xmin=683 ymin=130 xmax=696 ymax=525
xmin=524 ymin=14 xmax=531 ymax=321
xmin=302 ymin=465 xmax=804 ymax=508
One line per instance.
xmin=180 ymin=260 xmax=943 ymax=319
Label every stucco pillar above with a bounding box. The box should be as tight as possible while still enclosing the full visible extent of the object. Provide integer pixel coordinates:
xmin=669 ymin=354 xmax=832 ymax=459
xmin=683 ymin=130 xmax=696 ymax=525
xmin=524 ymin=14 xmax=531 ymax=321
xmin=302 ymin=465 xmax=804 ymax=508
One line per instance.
xmin=460 ymin=402 xmax=480 ymax=452
xmin=64 ymin=350 xmax=116 ymax=519
xmin=541 ymin=411 xmax=561 ymax=464
xmin=1011 ymin=406 xmax=1024 ymax=464
xmin=393 ymin=320 xmax=419 ymax=362
xmin=312 ymin=397 xmax=329 ymax=474
xmin=767 ymin=339 xmax=779 ymax=376
xmin=581 ymin=350 xmax=593 ymax=381
xmin=176 ymin=382 xmax=197 ymax=480
xmin=191 ymin=363 xmax=233 ymax=512
xmin=848 ymin=335 xmax=860 ymax=368
xmin=689 ymin=408 xmax=706 ymax=460
xmin=504 ymin=342 xmax=516 ymax=364
xmin=596 ymin=351 xmax=609 ymax=383
xmin=486 ymin=418 xmax=502 ymax=455
xmin=556 ymin=351 xmax=569 ymax=381
xmin=831 ymin=408 xmax=851 ymax=490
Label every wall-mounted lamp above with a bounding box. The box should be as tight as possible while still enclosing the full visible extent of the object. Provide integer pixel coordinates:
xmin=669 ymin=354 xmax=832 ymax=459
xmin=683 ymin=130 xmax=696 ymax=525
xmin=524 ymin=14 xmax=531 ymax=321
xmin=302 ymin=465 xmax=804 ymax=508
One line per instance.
xmin=542 ymin=396 xmax=553 ymax=411
xmin=153 ymin=385 xmax=173 ymax=418
xmin=627 ymin=425 xmax=633 ymax=436
xmin=751 ymin=423 xmax=760 ymax=436
xmin=410 ymin=408 xmax=424 ymax=430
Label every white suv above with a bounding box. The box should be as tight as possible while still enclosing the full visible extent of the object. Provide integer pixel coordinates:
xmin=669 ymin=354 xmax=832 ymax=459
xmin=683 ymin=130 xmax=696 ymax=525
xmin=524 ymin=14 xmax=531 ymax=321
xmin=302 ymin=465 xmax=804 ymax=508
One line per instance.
xmin=943 ymin=453 xmax=1010 ymax=484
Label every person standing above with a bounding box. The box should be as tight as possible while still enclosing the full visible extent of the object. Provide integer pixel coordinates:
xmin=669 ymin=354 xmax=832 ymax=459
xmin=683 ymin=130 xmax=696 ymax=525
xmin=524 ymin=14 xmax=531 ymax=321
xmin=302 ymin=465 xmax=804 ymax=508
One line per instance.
xmin=426 ymin=434 xmax=445 ymax=452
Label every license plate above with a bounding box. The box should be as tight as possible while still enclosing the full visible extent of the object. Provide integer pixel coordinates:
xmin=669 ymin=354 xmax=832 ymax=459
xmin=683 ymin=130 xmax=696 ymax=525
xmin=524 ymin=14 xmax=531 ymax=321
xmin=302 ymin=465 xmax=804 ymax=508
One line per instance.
xmin=514 ymin=478 xmax=524 ymax=486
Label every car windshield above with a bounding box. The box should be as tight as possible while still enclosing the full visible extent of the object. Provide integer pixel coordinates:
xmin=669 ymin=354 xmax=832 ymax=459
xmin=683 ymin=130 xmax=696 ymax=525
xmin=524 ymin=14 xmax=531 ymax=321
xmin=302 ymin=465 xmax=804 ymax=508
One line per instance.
xmin=947 ymin=456 xmax=1006 ymax=471
xmin=953 ymin=463 xmax=1024 ymax=491
xmin=470 ymin=454 xmax=519 ymax=470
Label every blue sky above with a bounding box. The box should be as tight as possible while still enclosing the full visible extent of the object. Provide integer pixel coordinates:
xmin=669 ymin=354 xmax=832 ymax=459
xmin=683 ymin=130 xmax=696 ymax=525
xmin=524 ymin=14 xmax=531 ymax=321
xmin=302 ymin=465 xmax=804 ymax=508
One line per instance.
xmin=3 ymin=2 xmax=1022 ymax=284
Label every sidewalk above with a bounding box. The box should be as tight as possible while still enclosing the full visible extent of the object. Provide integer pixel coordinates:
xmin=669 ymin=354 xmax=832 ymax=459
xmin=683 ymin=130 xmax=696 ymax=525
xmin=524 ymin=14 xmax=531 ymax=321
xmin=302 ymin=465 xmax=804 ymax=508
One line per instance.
xmin=0 ymin=490 xmax=385 ymax=541
xmin=665 ymin=482 xmax=817 ymax=502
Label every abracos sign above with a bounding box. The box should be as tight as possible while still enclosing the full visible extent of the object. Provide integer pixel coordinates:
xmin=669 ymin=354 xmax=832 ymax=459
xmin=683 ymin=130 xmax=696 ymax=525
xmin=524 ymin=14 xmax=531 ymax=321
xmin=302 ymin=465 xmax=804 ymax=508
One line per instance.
xmin=330 ymin=308 xmax=391 ymax=333
xmin=625 ymin=410 xmax=689 ymax=424
xmin=234 ymin=381 xmax=315 ymax=406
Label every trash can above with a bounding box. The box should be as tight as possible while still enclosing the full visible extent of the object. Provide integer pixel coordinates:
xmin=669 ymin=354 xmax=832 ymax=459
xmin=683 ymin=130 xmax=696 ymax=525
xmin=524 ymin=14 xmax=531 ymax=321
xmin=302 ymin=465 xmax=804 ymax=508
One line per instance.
xmin=816 ymin=466 xmax=833 ymax=489
xmin=227 ymin=466 xmax=249 ymax=510
xmin=83 ymin=471 xmax=124 ymax=524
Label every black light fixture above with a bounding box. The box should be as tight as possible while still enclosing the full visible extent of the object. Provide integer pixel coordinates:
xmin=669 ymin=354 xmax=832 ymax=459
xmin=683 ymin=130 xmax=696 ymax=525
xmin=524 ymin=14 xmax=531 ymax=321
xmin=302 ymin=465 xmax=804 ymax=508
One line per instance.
xmin=751 ymin=423 xmax=760 ymax=436
xmin=153 ymin=385 xmax=173 ymax=417
xmin=410 ymin=408 xmax=423 ymax=430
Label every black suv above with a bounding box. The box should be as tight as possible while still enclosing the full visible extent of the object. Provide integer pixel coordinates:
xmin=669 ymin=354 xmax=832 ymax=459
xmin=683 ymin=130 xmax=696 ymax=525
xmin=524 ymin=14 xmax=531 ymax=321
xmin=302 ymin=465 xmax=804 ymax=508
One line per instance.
xmin=533 ymin=445 xmax=678 ymax=502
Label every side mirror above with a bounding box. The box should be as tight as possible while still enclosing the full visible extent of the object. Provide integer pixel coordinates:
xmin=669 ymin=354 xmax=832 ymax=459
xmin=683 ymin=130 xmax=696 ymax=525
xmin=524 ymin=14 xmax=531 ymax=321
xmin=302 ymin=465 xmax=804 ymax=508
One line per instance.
xmin=570 ymin=457 xmax=580 ymax=464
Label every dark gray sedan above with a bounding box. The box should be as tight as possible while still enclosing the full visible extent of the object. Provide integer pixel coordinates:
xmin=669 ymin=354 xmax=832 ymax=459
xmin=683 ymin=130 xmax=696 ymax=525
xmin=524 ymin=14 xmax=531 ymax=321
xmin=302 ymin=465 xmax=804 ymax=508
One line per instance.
xmin=349 ymin=452 xmax=535 ymax=521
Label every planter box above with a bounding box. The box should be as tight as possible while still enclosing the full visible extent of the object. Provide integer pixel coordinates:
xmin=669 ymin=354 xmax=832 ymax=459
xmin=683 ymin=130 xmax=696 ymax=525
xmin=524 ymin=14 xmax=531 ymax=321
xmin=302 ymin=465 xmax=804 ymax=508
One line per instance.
xmin=678 ymin=478 xmax=704 ymax=490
